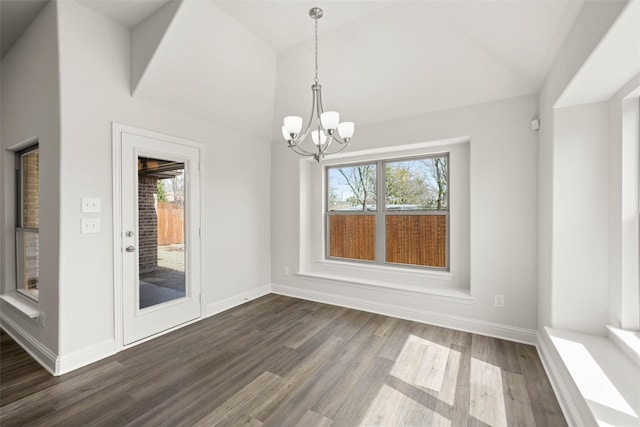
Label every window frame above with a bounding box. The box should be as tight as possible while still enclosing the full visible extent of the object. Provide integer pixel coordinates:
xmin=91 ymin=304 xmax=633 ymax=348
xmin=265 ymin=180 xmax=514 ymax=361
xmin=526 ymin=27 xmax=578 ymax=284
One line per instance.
xmin=15 ymin=143 xmax=39 ymax=301
xmin=325 ymin=153 xmax=450 ymax=271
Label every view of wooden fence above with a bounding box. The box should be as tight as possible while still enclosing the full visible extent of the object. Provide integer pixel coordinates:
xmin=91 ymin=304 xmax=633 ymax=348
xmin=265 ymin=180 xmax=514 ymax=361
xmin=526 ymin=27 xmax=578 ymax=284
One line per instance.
xmin=328 ymin=215 xmax=376 ymax=261
xmin=386 ymin=215 xmax=447 ymax=268
xmin=157 ymin=202 xmax=184 ymax=246
xmin=328 ymin=214 xmax=447 ymax=268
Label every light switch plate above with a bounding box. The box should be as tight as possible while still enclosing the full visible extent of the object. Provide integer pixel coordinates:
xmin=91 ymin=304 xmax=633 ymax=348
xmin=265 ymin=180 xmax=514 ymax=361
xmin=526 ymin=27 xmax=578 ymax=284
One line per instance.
xmin=82 ymin=218 xmax=100 ymax=233
xmin=81 ymin=197 xmax=101 ymax=213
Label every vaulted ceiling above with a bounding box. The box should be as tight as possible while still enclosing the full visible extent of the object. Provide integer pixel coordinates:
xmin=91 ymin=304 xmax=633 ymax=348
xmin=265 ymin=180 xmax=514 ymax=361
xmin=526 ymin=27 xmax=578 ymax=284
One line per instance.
xmin=1 ymin=0 xmax=586 ymax=139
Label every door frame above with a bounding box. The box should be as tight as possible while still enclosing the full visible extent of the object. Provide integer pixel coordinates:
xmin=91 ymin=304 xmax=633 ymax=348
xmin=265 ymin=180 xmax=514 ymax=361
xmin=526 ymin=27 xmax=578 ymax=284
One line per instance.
xmin=112 ymin=123 xmax=206 ymax=351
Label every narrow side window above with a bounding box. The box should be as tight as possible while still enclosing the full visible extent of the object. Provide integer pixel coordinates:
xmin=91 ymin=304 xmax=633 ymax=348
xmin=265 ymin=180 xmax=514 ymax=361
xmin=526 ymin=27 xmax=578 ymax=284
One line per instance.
xmin=16 ymin=144 xmax=39 ymax=300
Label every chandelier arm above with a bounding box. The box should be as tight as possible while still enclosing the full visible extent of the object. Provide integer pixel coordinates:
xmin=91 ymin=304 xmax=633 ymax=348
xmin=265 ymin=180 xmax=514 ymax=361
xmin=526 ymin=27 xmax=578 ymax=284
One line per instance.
xmin=288 ymin=143 xmax=317 ymax=157
xmin=315 ymin=87 xmax=345 ymax=143
xmin=315 ymin=87 xmax=334 ymax=138
xmin=301 ymin=85 xmax=319 ymax=141
xmin=324 ymin=139 xmax=351 ymax=156
xmin=288 ymin=125 xmax=312 ymax=146
xmin=288 ymin=84 xmax=319 ymax=146
xmin=319 ymin=135 xmax=333 ymax=154
xmin=316 ymin=85 xmax=325 ymax=115
xmin=329 ymin=133 xmax=349 ymax=145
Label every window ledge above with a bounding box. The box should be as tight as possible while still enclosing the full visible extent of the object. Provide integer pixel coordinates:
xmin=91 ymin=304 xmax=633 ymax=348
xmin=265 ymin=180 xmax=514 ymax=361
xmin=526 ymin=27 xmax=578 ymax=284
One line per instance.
xmin=545 ymin=327 xmax=640 ymax=426
xmin=297 ymin=269 xmax=474 ymax=304
xmin=0 ymin=293 xmax=39 ymax=318
xmin=318 ymin=259 xmax=454 ymax=280
xmin=607 ymin=326 xmax=640 ymax=368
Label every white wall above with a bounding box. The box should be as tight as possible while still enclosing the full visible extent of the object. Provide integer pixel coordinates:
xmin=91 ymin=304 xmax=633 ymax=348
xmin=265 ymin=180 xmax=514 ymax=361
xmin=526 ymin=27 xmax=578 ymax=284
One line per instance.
xmin=130 ymin=0 xmax=182 ymax=93
xmin=553 ymin=102 xmax=610 ymax=334
xmin=537 ymin=0 xmax=628 ymax=331
xmin=133 ymin=0 xmax=276 ymax=138
xmin=534 ymin=3 xmax=638 ymax=424
xmin=55 ymin=0 xmax=272 ymax=357
xmin=0 ymin=1 xmax=61 ymax=355
xmin=272 ymin=95 xmax=540 ymax=338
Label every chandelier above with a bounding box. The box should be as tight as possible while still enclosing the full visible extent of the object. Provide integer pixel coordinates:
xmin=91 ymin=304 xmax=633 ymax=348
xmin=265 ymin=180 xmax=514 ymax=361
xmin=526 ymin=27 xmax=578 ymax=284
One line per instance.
xmin=282 ymin=7 xmax=354 ymax=162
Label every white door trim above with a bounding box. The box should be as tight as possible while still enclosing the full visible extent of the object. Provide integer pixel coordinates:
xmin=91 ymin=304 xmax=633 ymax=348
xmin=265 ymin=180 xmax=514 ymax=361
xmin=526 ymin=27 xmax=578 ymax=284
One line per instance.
xmin=112 ymin=122 xmax=206 ymax=351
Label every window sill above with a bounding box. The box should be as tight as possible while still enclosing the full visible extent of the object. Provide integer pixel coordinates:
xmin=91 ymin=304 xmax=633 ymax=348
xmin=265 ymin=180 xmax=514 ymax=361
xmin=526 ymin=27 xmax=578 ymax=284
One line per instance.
xmin=0 ymin=292 xmax=39 ymax=318
xmin=318 ymin=258 xmax=453 ymax=279
xmin=545 ymin=327 xmax=640 ymax=426
xmin=297 ymin=267 xmax=473 ymax=304
xmin=607 ymin=325 xmax=640 ymax=368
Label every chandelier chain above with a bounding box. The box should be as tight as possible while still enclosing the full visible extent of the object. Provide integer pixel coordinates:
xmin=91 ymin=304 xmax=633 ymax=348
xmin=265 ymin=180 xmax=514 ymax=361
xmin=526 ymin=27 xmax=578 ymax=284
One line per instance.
xmin=314 ymin=17 xmax=319 ymax=84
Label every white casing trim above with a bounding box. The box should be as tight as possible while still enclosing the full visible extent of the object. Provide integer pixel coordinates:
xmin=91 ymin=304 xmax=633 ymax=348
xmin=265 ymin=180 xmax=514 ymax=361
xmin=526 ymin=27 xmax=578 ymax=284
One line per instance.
xmin=112 ymin=122 xmax=207 ymax=352
xmin=270 ymin=283 xmax=536 ymax=345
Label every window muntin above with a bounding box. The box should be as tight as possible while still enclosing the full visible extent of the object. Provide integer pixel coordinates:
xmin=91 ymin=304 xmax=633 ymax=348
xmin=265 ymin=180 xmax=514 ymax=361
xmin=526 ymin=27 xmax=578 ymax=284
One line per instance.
xmin=16 ymin=145 xmax=39 ymax=300
xmin=326 ymin=154 xmax=449 ymax=270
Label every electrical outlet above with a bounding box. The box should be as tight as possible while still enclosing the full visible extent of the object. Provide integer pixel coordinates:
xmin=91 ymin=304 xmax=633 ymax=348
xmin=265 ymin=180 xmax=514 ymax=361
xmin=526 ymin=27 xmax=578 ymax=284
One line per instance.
xmin=283 ymin=266 xmax=290 ymax=276
xmin=82 ymin=218 xmax=101 ymax=233
xmin=81 ymin=197 xmax=101 ymax=213
xmin=494 ymin=294 xmax=505 ymax=308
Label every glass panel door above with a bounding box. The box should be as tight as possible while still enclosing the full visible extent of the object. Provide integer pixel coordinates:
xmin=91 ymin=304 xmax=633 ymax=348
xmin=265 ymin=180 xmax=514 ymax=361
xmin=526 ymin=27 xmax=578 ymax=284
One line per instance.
xmin=137 ymin=157 xmax=186 ymax=309
xmin=120 ymin=129 xmax=202 ymax=346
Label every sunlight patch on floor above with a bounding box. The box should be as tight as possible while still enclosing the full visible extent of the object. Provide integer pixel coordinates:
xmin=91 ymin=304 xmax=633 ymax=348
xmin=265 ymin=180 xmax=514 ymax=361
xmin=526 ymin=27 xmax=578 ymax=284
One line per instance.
xmin=469 ymin=358 xmax=507 ymax=427
xmin=360 ymin=384 xmax=452 ymax=426
xmin=390 ymin=334 xmax=457 ymax=393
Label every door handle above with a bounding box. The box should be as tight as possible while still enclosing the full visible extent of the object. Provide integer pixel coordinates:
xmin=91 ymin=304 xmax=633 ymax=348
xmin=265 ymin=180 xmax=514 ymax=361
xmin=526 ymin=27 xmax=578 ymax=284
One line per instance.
xmin=125 ymin=245 xmax=135 ymax=253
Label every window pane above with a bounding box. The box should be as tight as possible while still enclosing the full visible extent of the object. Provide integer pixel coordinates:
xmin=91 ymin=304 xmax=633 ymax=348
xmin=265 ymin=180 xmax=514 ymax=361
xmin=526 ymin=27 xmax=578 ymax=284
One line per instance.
xmin=328 ymin=164 xmax=377 ymax=211
xmin=137 ymin=157 xmax=186 ymax=309
xmin=16 ymin=229 xmax=39 ymax=298
xmin=385 ymin=156 xmax=447 ymax=211
xmin=386 ymin=215 xmax=447 ymax=268
xmin=328 ymin=215 xmax=375 ymax=261
xmin=21 ymin=149 xmax=39 ymax=228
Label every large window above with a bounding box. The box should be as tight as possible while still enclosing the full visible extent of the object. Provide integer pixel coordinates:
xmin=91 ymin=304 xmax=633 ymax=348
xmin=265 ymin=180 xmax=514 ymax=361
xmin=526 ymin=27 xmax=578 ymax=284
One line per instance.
xmin=326 ymin=154 xmax=449 ymax=270
xmin=16 ymin=144 xmax=39 ymax=300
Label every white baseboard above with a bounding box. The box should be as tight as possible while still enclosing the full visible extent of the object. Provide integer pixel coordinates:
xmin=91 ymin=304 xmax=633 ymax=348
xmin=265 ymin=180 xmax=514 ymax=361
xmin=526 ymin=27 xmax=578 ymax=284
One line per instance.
xmin=1 ymin=310 xmax=116 ymax=376
xmin=206 ymin=284 xmax=271 ymax=318
xmin=0 ymin=311 xmax=57 ymax=375
xmin=57 ymin=339 xmax=116 ymax=376
xmin=536 ymin=329 xmax=596 ymax=427
xmin=270 ymin=283 xmax=537 ymax=345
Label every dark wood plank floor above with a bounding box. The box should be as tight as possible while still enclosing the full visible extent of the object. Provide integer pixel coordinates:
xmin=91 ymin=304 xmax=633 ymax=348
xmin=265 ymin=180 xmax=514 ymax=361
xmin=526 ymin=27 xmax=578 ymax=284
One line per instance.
xmin=0 ymin=294 xmax=566 ymax=426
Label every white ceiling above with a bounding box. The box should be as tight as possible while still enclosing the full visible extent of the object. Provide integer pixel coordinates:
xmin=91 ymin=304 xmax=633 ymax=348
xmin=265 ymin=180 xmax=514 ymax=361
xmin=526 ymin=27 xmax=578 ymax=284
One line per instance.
xmin=1 ymin=0 xmax=170 ymax=58
xmin=76 ymin=0 xmax=171 ymax=27
xmin=214 ymin=1 xmax=397 ymax=51
xmin=272 ymin=0 xmax=584 ymax=135
xmin=2 ymin=0 xmax=588 ymax=138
